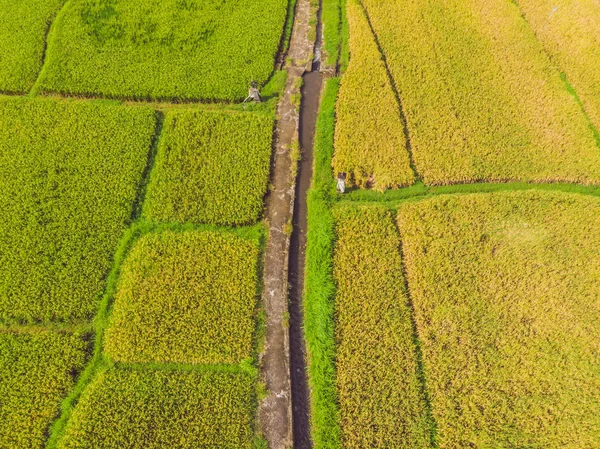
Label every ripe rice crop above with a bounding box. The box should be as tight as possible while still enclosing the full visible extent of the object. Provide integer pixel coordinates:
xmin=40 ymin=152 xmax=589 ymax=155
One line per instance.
xmin=104 ymin=228 xmax=261 ymax=365
xmin=515 ymin=0 xmax=600 ymax=134
xmin=397 ymin=190 xmax=600 ymax=448
xmin=361 ymin=0 xmax=600 ymax=185
xmin=143 ymin=108 xmax=273 ymax=226
xmin=333 ymin=0 xmax=414 ymax=191
xmin=38 ymin=0 xmax=288 ymax=101
xmin=57 ymin=367 xmax=255 ymax=449
xmin=333 ymin=206 xmax=431 ymax=448
xmin=0 ymin=97 xmax=156 ymax=323
xmin=0 ymin=0 xmax=63 ymax=93
xmin=0 ymin=330 xmax=88 ymax=449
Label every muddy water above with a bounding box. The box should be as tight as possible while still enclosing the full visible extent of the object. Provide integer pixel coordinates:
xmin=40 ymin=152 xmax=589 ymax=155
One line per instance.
xmin=288 ymin=68 xmax=323 ymax=449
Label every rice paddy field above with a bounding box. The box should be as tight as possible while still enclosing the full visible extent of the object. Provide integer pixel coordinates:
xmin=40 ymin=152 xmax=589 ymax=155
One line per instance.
xmin=0 ymin=0 xmax=291 ymax=446
xmin=37 ymin=0 xmax=289 ymax=101
xmin=4 ymin=0 xmax=600 ymax=446
xmin=305 ymin=0 xmax=600 ymax=447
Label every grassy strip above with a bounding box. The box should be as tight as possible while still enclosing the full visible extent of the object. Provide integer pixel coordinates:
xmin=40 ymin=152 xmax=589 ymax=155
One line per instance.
xmin=304 ymin=78 xmax=341 ymax=449
xmin=514 ymin=0 xmax=600 ymax=133
xmin=397 ymin=190 xmax=600 ymax=447
xmin=104 ymin=227 xmax=264 ymax=365
xmin=360 ymin=0 xmax=600 ymax=186
xmin=0 ymin=0 xmax=64 ymax=93
xmin=280 ymin=0 xmax=299 ymax=60
xmin=142 ymin=107 xmax=275 ymax=226
xmin=0 ymin=330 xmax=89 ymax=449
xmin=0 ymin=97 xmax=156 ymax=324
xmin=321 ymin=0 xmax=348 ymax=71
xmin=341 ymin=180 xmax=600 ymax=204
xmin=332 ymin=206 xmax=432 ymax=448
xmin=333 ymin=0 xmax=414 ymax=190
xmin=38 ymin=0 xmax=288 ymax=101
xmin=56 ymin=367 xmax=256 ymax=449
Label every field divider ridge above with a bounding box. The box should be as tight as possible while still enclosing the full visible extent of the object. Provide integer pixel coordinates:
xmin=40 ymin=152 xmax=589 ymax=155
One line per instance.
xmin=28 ymin=0 xmax=72 ymax=98
xmin=337 ymin=181 xmax=600 ymax=206
xmin=42 ymin=109 xmax=168 ymax=448
xmin=392 ymin=209 xmax=439 ymax=448
xmin=355 ymin=0 xmax=419 ymax=181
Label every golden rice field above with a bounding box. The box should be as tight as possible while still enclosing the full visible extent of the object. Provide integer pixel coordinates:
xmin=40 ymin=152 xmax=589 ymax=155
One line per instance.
xmin=515 ymin=0 xmax=600 ymax=133
xmin=357 ymin=0 xmax=600 ymax=185
xmin=397 ymin=190 xmax=600 ymax=447
xmin=332 ymin=206 xmax=431 ymax=448
xmin=329 ymin=190 xmax=600 ymax=448
xmin=332 ymin=0 xmax=414 ymax=191
xmin=104 ymin=228 xmax=261 ymax=365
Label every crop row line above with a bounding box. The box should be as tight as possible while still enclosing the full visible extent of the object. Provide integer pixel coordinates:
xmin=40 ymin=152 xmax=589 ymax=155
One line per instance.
xmin=29 ymin=0 xmax=70 ymax=98
xmin=355 ymin=0 xmax=419 ymax=181
xmin=392 ymin=207 xmax=439 ymax=447
xmin=507 ymin=0 xmax=600 ymax=152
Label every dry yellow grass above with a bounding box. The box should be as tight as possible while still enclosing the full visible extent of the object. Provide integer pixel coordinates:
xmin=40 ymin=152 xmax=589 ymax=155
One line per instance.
xmin=333 ymin=206 xmax=431 ymax=448
xmin=333 ymin=0 xmax=414 ymax=191
xmin=397 ymin=190 xmax=600 ymax=448
xmin=361 ymin=0 xmax=600 ymax=185
xmin=516 ymin=0 xmax=600 ymax=132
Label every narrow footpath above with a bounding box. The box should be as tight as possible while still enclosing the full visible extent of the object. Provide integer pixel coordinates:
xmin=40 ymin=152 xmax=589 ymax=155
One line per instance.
xmin=258 ymin=0 xmax=321 ymax=447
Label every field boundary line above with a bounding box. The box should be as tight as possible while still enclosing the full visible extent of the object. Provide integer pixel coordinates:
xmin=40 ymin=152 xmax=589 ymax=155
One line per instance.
xmin=131 ymin=112 xmax=165 ymax=222
xmin=43 ymin=114 xmax=165 ymax=448
xmin=337 ymin=181 xmax=600 ymax=206
xmin=29 ymin=0 xmax=71 ymax=98
xmin=392 ymin=209 xmax=439 ymax=447
xmin=355 ymin=0 xmax=419 ymax=181
xmin=44 ymin=224 xmax=142 ymax=449
xmin=508 ymin=0 xmax=600 ymax=152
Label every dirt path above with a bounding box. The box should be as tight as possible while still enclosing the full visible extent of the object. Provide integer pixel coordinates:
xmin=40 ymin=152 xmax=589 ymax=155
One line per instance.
xmin=258 ymin=0 xmax=317 ymax=446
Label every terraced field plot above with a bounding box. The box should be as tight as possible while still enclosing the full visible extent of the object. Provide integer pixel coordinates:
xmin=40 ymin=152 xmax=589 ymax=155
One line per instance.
xmin=104 ymin=228 xmax=262 ymax=365
xmin=39 ymin=0 xmax=289 ymax=101
xmin=143 ymin=108 xmax=274 ymax=226
xmin=358 ymin=0 xmax=600 ymax=186
xmin=332 ymin=206 xmax=430 ymax=448
xmin=326 ymin=191 xmax=600 ymax=447
xmin=397 ymin=190 xmax=600 ymax=448
xmin=516 ymin=0 xmax=600 ymax=133
xmin=0 ymin=97 xmax=156 ymax=323
xmin=332 ymin=0 xmax=414 ymax=191
xmin=57 ymin=368 xmax=256 ymax=449
xmin=0 ymin=0 xmax=63 ymax=93
xmin=0 ymin=331 xmax=88 ymax=449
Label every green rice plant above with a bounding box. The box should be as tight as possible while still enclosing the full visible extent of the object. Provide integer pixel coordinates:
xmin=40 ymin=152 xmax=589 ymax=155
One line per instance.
xmin=0 ymin=0 xmax=64 ymax=93
xmin=57 ymin=367 xmax=255 ymax=449
xmin=0 ymin=97 xmax=156 ymax=323
xmin=360 ymin=0 xmax=600 ymax=186
xmin=142 ymin=108 xmax=273 ymax=226
xmin=104 ymin=228 xmax=262 ymax=365
xmin=397 ymin=190 xmax=600 ymax=448
xmin=38 ymin=0 xmax=288 ymax=101
xmin=332 ymin=205 xmax=432 ymax=448
xmin=333 ymin=0 xmax=414 ymax=191
xmin=0 ymin=330 xmax=88 ymax=449
xmin=515 ymin=0 xmax=600 ymax=137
